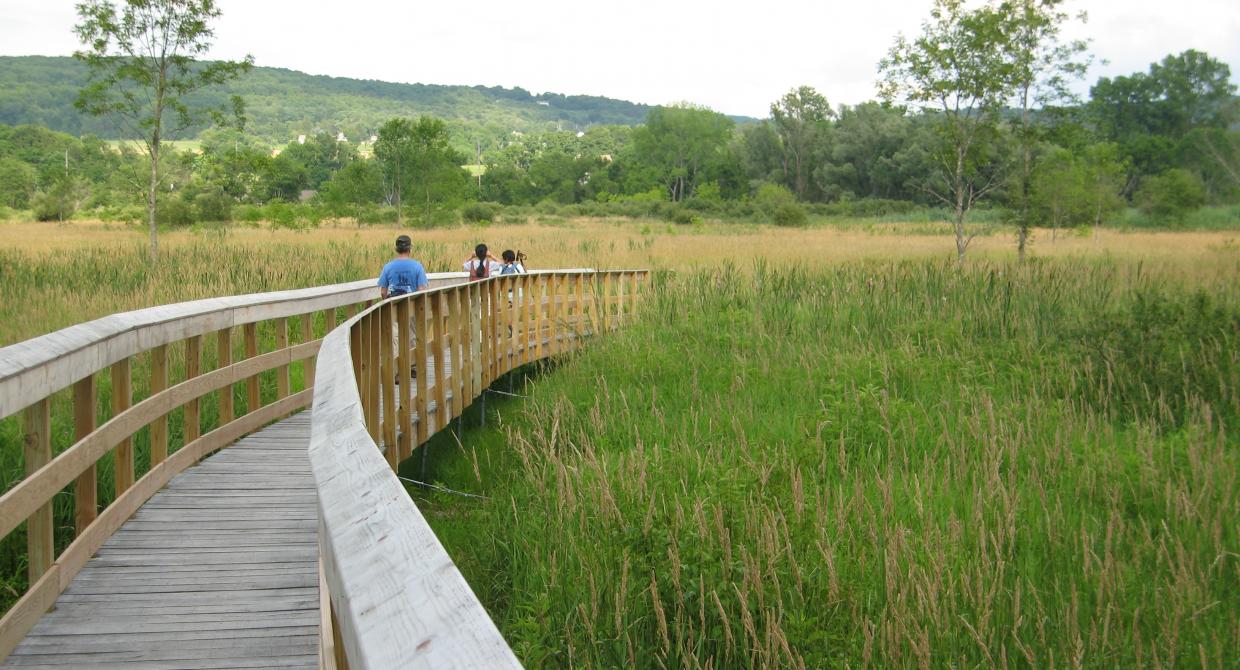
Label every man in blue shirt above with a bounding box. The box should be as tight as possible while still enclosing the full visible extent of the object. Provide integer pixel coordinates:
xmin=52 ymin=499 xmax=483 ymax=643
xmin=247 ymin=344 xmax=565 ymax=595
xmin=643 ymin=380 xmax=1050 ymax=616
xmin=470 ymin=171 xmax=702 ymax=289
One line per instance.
xmin=378 ymin=235 xmax=429 ymax=298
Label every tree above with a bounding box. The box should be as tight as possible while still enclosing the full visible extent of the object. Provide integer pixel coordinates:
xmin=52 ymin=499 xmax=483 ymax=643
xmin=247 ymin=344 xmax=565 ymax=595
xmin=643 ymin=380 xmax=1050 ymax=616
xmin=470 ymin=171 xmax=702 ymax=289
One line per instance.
xmin=1090 ymin=50 xmax=1236 ymax=186
xmin=879 ymin=0 xmax=1016 ymax=261
xmin=74 ymin=0 xmax=252 ymax=262
xmin=770 ymin=86 xmax=833 ymax=200
xmin=374 ymin=116 xmax=468 ymax=224
xmin=632 ymin=104 xmax=733 ymax=202
xmin=1002 ymin=0 xmax=1091 ymax=260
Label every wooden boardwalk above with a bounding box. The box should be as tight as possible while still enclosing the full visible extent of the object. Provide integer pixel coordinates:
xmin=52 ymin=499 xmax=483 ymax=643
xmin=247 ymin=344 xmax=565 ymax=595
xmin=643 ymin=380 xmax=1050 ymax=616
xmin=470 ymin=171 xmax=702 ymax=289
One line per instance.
xmin=1 ymin=412 xmax=319 ymax=669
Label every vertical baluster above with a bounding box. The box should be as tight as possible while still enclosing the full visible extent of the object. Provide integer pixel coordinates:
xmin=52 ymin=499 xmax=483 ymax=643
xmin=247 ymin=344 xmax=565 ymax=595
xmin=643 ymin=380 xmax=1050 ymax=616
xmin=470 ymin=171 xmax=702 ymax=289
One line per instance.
xmin=381 ymin=302 xmax=397 ymax=469
xmin=483 ymin=281 xmax=494 ymax=386
xmin=216 ymin=328 xmax=234 ymax=425
xmin=243 ymin=323 xmax=260 ymax=415
xmin=602 ymin=272 xmax=612 ymax=332
xmin=632 ymin=271 xmax=641 ymax=315
xmin=414 ymin=293 xmax=430 ymax=445
xmin=358 ymin=314 xmax=370 ymax=435
xmin=576 ymin=273 xmax=587 ymax=342
xmin=275 ymin=318 xmax=290 ymax=402
xmin=184 ymin=336 xmax=201 ymax=443
xmin=562 ymin=274 xmax=572 ymax=353
xmin=73 ymin=375 xmax=97 ymax=534
xmin=396 ymin=297 xmax=413 ymax=462
xmin=433 ymin=291 xmax=448 ymax=430
xmin=367 ymin=311 xmax=382 ymax=441
xmin=523 ymin=274 xmax=534 ymax=365
xmin=453 ymin=287 xmax=466 ymax=415
xmin=533 ymin=275 xmax=544 ymax=360
xmin=350 ymin=320 xmax=363 ymax=396
xmin=301 ymin=313 xmax=316 ymax=389
xmin=111 ymin=358 xmax=134 ymax=494
xmin=150 ymin=344 xmax=168 ymax=465
xmin=23 ymin=398 xmax=53 ymax=583
xmin=469 ymin=283 xmax=482 ymax=399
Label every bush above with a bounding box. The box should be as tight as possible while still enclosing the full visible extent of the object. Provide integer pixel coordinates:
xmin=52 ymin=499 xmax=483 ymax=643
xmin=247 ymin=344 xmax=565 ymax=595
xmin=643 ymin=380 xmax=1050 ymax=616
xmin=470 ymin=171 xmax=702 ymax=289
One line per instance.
xmin=462 ymin=201 xmax=499 ymax=224
xmin=193 ymin=192 xmax=233 ymax=222
xmin=1136 ymin=169 xmax=1207 ymax=222
xmin=665 ymin=207 xmax=700 ymax=226
xmin=155 ymin=198 xmax=194 ymax=226
xmin=772 ymin=202 xmax=809 ymax=227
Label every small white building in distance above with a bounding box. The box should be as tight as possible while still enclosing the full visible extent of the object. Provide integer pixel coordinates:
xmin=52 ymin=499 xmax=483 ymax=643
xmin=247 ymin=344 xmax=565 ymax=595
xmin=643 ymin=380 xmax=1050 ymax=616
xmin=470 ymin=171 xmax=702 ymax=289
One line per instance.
xmin=337 ymin=132 xmax=347 ymax=142
xmin=297 ymin=134 xmax=306 ymax=144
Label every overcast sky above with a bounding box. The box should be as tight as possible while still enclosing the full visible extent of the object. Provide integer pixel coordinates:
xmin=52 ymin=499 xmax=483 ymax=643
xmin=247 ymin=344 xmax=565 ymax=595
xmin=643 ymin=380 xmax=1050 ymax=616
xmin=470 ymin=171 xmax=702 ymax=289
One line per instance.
xmin=1 ymin=0 xmax=1237 ymax=118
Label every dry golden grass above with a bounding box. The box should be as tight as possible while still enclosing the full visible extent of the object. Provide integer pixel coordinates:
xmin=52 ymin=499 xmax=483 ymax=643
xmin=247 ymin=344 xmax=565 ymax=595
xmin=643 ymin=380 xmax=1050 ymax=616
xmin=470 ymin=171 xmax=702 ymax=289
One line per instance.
xmin=1 ymin=217 xmax=1236 ymax=346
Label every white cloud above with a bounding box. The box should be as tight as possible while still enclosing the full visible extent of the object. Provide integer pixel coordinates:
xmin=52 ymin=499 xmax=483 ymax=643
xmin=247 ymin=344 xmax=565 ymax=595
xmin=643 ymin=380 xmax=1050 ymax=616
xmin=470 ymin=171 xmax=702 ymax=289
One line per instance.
xmin=0 ymin=0 xmax=1236 ymax=118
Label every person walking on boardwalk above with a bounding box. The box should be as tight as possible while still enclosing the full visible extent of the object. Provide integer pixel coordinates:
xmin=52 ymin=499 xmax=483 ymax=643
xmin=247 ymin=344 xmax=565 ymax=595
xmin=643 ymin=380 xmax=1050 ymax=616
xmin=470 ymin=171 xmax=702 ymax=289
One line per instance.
xmin=379 ymin=235 xmax=429 ymax=298
xmin=464 ymin=243 xmax=500 ymax=281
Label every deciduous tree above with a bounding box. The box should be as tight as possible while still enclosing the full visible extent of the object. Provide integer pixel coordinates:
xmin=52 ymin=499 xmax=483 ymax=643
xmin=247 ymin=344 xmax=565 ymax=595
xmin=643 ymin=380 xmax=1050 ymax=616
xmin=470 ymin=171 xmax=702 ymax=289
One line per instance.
xmin=74 ymin=0 xmax=252 ymax=262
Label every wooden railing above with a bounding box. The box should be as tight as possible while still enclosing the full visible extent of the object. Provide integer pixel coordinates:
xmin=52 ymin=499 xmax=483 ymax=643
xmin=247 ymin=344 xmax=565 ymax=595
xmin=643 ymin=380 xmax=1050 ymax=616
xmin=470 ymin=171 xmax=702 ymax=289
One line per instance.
xmin=0 ymin=272 xmax=467 ymax=660
xmin=311 ymin=269 xmax=647 ymax=668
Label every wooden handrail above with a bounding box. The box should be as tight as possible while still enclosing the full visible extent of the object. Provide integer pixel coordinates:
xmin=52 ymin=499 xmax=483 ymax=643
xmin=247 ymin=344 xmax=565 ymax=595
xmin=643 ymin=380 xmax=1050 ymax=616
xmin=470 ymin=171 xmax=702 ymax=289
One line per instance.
xmin=0 ymin=272 xmax=469 ymax=661
xmin=311 ymin=269 xmax=647 ymax=668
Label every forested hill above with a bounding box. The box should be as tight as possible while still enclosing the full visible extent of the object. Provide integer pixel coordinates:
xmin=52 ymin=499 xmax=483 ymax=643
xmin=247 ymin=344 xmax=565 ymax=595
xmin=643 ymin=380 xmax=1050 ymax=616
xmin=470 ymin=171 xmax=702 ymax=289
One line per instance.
xmin=0 ymin=55 xmax=676 ymax=144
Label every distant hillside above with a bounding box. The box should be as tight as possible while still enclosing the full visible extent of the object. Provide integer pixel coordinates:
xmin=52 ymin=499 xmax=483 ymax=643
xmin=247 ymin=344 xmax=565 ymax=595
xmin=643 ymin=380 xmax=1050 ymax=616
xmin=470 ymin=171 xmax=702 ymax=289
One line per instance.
xmin=0 ymin=55 xmax=700 ymax=145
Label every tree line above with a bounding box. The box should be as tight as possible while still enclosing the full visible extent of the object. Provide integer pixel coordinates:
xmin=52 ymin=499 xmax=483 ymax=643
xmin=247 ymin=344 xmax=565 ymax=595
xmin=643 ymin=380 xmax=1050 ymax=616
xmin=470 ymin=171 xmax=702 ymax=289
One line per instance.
xmin=0 ymin=0 xmax=1235 ymax=262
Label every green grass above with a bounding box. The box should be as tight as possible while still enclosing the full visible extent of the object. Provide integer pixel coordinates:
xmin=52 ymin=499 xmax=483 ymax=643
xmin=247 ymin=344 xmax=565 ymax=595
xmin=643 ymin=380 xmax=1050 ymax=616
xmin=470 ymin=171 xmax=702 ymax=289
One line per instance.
xmin=416 ymin=259 xmax=1240 ymax=668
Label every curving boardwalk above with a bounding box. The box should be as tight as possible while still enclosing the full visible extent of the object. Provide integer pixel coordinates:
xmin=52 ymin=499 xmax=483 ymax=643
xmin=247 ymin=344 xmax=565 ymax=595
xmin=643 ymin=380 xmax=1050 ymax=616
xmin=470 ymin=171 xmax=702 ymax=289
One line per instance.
xmin=1 ymin=412 xmax=319 ymax=669
xmin=0 ymin=269 xmax=645 ymax=668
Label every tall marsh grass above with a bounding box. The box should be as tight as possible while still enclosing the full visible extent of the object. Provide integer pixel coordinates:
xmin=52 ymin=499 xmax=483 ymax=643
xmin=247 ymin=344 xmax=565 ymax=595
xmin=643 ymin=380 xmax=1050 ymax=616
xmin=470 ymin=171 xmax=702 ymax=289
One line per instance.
xmin=422 ymin=259 xmax=1239 ymax=668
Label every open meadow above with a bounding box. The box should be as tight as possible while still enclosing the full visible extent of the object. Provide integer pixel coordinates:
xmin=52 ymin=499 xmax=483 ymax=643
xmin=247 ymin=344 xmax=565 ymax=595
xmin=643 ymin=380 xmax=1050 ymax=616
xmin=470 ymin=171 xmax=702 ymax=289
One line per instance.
xmin=0 ymin=216 xmax=1238 ymax=667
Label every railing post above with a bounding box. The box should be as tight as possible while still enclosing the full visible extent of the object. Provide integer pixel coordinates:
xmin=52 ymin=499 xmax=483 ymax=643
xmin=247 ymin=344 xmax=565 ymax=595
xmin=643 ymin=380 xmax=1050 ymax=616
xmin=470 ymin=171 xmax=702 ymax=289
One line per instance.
xmin=73 ymin=375 xmax=97 ymax=535
xmin=414 ymin=293 xmax=430 ymax=445
xmin=243 ymin=323 xmax=260 ymax=415
xmin=433 ymin=292 xmax=448 ymax=430
xmin=452 ymin=287 xmax=466 ymax=417
xmin=111 ymin=358 xmax=134 ymax=494
xmin=366 ymin=312 xmax=381 ymax=442
xmin=396 ymin=298 xmax=412 ymax=463
xmin=217 ymin=327 xmax=234 ymax=425
xmin=631 ymin=271 xmax=641 ymax=316
xmin=150 ymin=344 xmax=169 ymax=465
xmin=380 ymin=302 xmax=397 ymax=470
xmin=470 ymin=283 xmax=482 ymax=399
xmin=184 ymin=335 xmax=201 ymax=443
xmin=302 ymin=313 xmax=316 ymax=389
xmin=275 ymin=318 xmax=290 ymax=402
xmin=22 ymin=398 xmax=52 ymax=584
xmin=603 ymin=272 xmax=613 ymax=331
xmin=350 ymin=321 xmax=363 ymax=398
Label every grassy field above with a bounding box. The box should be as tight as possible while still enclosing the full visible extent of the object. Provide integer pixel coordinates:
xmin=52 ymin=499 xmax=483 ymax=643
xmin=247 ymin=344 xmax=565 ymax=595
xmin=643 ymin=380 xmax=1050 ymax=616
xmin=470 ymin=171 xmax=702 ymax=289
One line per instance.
xmin=0 ymin=216 xmax=1237 ymax=666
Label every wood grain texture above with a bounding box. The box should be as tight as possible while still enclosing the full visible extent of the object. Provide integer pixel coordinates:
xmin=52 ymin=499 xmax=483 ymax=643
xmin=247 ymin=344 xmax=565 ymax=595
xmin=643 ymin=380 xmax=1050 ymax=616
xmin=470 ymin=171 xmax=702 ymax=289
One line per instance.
xmin=1 ymin=411 xmax=320 ymax=669
xmin=72 ymin=376 xmax=96 ymax=536
xmin=21 ymin=400 xmax=52 ymax=585
xmin=310 ymin=313 xmax=521 ymax=669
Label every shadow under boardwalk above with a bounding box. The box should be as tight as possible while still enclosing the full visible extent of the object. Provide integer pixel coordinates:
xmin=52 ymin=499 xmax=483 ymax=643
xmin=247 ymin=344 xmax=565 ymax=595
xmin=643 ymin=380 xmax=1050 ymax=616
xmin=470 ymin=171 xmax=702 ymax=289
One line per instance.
xmin=2 ymin=413 xmax=319 ymax=669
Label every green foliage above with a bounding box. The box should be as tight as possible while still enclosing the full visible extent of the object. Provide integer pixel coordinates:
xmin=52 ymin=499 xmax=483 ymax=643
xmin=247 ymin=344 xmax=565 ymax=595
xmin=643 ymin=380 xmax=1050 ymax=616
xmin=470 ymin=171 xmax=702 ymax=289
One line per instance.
xmin=0 ymin=157 xmax=36 ymax=208
xmin=424 ymin=261 xmax=1240 ymax=668
xmin=461 ymin=201 xmax=499 ymax=224
xmin=1080 ymin=289 xmax=1240 ymax=424
xmin=1136 ymin=168 xmax=1207 ymax=221
xmin=771 ymin=201 xmax=809 ymax=227
xmin=632 ymin=104 xmax=735 ymax=202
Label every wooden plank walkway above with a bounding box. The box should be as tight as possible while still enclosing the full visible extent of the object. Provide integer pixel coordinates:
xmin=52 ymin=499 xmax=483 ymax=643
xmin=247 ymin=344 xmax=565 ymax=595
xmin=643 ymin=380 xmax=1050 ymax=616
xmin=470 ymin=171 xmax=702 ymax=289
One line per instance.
xmin=1 ymin=412 xmax=319 ymax=669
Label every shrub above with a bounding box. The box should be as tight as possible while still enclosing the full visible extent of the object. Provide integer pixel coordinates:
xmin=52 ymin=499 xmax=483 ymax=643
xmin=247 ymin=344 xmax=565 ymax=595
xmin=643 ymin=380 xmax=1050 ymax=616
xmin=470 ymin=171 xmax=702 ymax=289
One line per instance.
xmin=666 ymin=207 xmax=699 ymax=226
xmin=155 ymin=198 xmax=194 ymax=226
xmin=462 ymin=201 xmax=499 ymax=224
xmin=772 ymin=202 xmax=809 ymax=227
xmin=193 ymin=192 xmax=233 ymax=222
xmin=1136 ymin=169 xmax=1206 ymax=222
